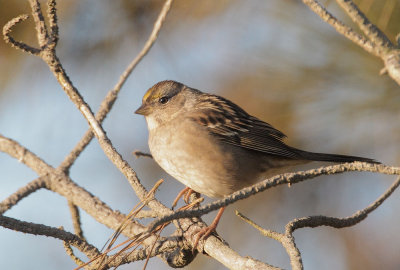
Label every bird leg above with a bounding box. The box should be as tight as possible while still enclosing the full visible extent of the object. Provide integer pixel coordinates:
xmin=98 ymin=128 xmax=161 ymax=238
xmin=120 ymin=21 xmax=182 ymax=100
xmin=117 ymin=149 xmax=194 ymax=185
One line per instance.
xmin=192 ymin=206 xmax=226 ymax=252
xmin=183 ymin=188 xmax=196 ymax=204
xmin=172 ymin=187 xmax=197 ymax=209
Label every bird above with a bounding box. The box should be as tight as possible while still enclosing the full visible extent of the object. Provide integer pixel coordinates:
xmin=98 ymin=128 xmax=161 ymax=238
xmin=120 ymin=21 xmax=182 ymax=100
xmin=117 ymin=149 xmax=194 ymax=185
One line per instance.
xmin=135 ymin=80 xmax=378 ymax=248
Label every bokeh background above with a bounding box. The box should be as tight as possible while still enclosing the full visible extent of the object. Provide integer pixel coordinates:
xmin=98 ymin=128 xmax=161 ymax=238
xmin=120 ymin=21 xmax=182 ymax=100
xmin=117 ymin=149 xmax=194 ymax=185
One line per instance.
xmin=1 ymin=0 xmax=400 ymax=269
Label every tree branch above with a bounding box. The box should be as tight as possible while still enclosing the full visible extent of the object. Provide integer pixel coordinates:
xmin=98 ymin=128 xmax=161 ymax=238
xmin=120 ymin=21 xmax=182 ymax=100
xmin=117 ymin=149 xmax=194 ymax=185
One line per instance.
xmin=287 ymin=175 xmax=400 ymax=232
xmin=68 ymin=201 xmax=85 ymax=240
xmin=2 ymin=14 xmax=41 ymax=55
xmin=236 ymin=174 xmax=400 ymax=270
xmin=0 ymin=176 xmax=48 ymax=214
xmin=0 ymin=133 xmax=165 ymax=248
xmin=335 ymin=0 xmax=393 ymax=51
xmin=0 ymin=215 xmax=100 ymax=261
xmin=302 ymin=0 xmax=400 ymax=85
xmin=147 ymin=163 xmax=399 ymax=235
xmin=301 ymin=0 xmax=381 ymax=56
xmin=236 ymin=211 xmax=301 ymax=270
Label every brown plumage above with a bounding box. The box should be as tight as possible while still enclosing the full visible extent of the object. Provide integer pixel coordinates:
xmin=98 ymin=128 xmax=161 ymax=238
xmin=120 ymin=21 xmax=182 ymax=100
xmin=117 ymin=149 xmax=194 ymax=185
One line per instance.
xmin=136 ymin=80 xmax=378 ymax=198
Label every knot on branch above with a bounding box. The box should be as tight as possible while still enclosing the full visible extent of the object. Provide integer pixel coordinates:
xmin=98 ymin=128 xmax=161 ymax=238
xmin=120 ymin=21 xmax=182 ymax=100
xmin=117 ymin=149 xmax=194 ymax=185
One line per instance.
xmin=164 ymin=245 xmax=196 ymax=268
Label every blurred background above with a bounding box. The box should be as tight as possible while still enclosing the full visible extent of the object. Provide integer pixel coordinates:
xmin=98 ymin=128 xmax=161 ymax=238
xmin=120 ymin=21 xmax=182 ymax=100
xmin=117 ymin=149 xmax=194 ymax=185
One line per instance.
xmin=1 ymin=0 xmax=399 ymax=269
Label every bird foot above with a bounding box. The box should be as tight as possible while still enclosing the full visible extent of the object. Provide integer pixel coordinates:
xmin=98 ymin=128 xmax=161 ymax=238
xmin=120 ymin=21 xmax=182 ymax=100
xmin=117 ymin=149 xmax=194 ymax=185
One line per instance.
xmin=191 ymin=207 xmax=226 ymax=252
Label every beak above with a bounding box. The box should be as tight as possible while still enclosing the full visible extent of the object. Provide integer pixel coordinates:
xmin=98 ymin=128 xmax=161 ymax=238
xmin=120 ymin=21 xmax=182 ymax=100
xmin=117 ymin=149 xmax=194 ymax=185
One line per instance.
xmin=135 ymin=103 xmax=151 ymax=116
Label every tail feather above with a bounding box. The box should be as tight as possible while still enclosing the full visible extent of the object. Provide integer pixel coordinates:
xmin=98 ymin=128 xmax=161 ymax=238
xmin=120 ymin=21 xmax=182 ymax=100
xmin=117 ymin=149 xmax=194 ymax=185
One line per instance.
xmin=296 ymin=149 xmax=380 ymax=164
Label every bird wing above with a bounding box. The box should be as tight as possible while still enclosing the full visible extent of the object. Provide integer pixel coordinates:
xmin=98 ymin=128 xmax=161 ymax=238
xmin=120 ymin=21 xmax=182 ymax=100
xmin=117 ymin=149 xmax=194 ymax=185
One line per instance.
xmin=189 ymin=94 xmax=300 ymax=159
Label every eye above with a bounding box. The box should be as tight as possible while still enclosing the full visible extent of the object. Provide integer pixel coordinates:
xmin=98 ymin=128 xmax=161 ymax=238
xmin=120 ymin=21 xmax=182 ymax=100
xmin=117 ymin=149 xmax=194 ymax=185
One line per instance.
xmin=158 ymin=96 xmax=169 ymax=104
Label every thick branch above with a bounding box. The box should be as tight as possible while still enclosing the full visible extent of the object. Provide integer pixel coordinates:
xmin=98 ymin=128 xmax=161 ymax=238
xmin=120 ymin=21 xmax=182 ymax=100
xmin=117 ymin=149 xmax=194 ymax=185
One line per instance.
xmin=0 ymin=134 xmax=161 ymax=243
xmin=0 ymin=134 xmax=54 ymax=175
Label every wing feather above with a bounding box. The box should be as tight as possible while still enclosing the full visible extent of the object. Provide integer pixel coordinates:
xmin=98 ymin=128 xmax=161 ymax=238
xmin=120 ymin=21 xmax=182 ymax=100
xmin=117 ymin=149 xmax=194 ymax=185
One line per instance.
xmin=189 ymin=94 xmax=301 ymax=159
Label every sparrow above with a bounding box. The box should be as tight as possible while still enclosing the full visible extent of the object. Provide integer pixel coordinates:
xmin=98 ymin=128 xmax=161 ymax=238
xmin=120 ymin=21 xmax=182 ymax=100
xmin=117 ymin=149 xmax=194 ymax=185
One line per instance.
xmin=135 ymin=80 xmax=377 ymax=198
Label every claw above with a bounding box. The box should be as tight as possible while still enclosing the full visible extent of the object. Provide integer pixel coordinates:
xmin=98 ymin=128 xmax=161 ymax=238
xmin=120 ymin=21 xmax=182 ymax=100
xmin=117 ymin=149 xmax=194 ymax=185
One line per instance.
xmin=171 ymin=187 xmax=191 ymax=209
xmin=192 ymin=207 xmax=226 ymax=252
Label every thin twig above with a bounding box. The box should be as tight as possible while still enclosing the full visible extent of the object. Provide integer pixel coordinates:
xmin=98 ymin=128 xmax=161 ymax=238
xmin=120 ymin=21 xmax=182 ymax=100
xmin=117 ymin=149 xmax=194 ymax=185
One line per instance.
xmin=301 ymin=0 xmax=380 ymax=56
xmin=237 ymin=175 xmax=400 ymax=270
xmin=68 ymin=201 xmax=85 ymax=239
xmin=63 ymin=241 xmax=87 ymax=268
xmin=47 ymin=0 xmax=59 ymax=47
xmin=235 ymin=211 xmax=282 ymax=242
xmin=335 ymin=0 xmax=393 ymax=51
xmin=132 ymin=151 xmax=153 ymax=159
xmin=0 ymin=176 xmax=48 ymax=214
xmin=60 ymin=225 xmax=88 ymax=268
xmin=302 ymin=0 xmax=400 ymax=85
xmin=3 ymin=14 xmax=41 ymax=55
xmin=28 ymin=0 xmax=49 ymax=47
xmin=236 ymin=211 xmax=302 ymax=270
xmin=286 ymin=175 xmax=400 ymax=232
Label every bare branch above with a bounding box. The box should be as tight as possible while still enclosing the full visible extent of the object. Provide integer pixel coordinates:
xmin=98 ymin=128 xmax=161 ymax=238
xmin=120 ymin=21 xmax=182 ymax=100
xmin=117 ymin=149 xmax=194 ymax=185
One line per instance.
xmin=235 ymin=211 xmax=283 ymax=242
xmin=147 ymin=163 xmax=400 ymax=235
xmin=302 ymin=0 xmax=400 ymax=85
xmin=3 ymin=14 xmax=41 ymax=55
xmin=301 ymin=0 xmax=380 ymax=56
xmin=236 ymin=174 xmax=400 ymax=270
xmin=0 ymin=134 xmax=161 ymax=244
xmin=133 ymin=210 xmax=160 ymax=219
xmin=383 ymin=50 xmax=400 ymax=86
xmin=112 ymin=0 xmax=173 ymax=97
xmin=96 ymin=237 xmax=182 ymax=269
xmin=68 ymin=201 xmax=85 ymax=239
xmin=63 ymin=241 xmax=86 ymax=268
xmin=202 ymin=236 xmax=281 ymax=270
xmin=132 ymin=151 xmax=153 ymax=159
xmin=236 ymin=211 xmax=301 ymax=270
xmin=335 ymin=0 xmax=393 ymax=51
xmin=0 ymin=177 xmax=48 ymax=214
xmin=0 ymin=134 xmax=54 ymax=175
xmin=47 ymin=0 xmax=59 ymax=47
xmin=0 ymin=215 xmax=100 ymax=260
xmin=28 ymin=0 xmax=49 ymax=47
xmin=286 ymin=175 xmax=400 ymax=232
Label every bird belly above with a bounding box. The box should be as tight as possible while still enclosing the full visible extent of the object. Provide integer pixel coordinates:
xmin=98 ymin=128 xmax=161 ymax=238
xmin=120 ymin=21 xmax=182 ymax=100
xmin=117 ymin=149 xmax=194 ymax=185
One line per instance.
xmin=148 ymin=124 xmax=243 ymax=198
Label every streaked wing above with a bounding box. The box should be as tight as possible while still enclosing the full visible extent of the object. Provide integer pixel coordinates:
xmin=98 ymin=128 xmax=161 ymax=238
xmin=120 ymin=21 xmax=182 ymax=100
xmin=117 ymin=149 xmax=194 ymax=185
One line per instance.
xmin=189 ymin=94 xmax=301 ymax=159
